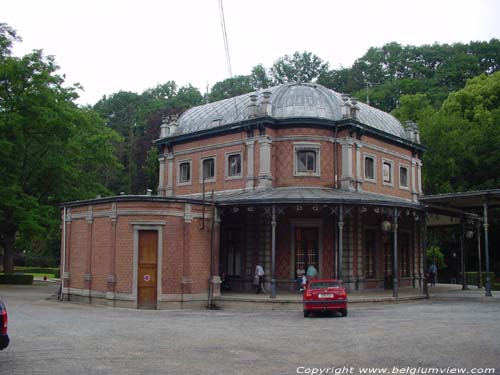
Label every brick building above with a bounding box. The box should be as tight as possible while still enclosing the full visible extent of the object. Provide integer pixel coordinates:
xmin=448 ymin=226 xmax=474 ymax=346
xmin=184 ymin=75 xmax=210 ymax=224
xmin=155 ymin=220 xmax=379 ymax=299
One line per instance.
xmin=61 ymin=82 xmax=426 ymax=309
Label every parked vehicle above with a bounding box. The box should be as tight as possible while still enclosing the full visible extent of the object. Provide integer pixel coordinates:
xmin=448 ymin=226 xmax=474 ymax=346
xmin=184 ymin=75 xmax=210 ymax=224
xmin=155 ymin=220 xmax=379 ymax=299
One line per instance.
xmin=303 ymin=279 xmax=348 ymax=317
xmin=0 ymin=298 xmax=9 ymax=350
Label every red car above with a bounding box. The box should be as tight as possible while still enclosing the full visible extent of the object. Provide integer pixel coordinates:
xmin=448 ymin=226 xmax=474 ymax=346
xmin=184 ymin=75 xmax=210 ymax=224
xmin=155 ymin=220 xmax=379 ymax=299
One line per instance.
xmin=303 ymin=279 xmax=348 ymax=317
xmin=0 ymin=297 xmax=9 ymax=350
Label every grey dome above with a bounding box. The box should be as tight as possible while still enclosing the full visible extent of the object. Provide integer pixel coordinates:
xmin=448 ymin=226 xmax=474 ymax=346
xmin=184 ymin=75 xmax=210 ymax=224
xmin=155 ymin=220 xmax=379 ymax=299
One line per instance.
xmin=174 ymin=83 xmax=407 ymax=139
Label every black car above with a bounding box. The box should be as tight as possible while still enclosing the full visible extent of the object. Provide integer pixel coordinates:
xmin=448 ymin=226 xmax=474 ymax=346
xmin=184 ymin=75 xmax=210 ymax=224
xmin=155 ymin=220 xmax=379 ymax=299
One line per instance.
xmin=0 ymin=298 xmax=9 ymax=350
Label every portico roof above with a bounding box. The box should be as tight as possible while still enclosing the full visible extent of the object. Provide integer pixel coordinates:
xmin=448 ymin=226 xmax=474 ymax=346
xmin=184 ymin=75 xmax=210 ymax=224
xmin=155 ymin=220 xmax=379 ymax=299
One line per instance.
xmin=419 ymin=189 xmax=500 ymax=209
xmin=186 ymin=186 xmax=423 ymax=209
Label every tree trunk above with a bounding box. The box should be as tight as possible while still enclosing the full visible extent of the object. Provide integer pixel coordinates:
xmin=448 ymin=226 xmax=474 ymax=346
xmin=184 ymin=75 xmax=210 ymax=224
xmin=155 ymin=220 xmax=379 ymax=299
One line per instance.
xmin=2 ymin=231 xmax=16 ymax=274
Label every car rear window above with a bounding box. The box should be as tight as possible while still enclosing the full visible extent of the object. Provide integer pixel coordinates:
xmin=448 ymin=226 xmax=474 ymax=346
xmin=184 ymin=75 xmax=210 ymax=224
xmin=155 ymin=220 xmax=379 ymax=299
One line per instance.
xmin=310 ymin=281 xmax=340 ymax=289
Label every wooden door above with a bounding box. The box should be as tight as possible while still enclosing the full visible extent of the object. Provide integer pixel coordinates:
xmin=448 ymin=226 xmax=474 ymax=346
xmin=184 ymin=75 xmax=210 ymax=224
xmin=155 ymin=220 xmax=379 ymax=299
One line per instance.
xmin=138 ymin=230 xmax=158 ymax=309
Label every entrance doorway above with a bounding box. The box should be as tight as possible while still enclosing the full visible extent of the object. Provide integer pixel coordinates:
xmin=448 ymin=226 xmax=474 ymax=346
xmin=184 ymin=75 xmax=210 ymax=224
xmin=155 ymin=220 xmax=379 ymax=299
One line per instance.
xmin=295 ymin=227 xmax=319 ymax=275
xmin=137 ymin=230 xmax=158 ymax=309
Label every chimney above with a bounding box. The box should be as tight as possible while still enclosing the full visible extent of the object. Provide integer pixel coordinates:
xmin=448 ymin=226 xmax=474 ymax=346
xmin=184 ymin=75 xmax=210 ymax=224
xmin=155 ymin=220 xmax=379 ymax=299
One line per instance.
xmin=247 ymin=94 xmax=258 ymax=119
xmin=405 ymin=120 xmax=415 ymax=142
xmin=341 ymin=94 xmax=351 ymax=119
xmin=412 ymin=121 xmax=420 ymax=143
xmin=160 ymin=116 xmax=169 ymax=138
xmin=350 ymin=98 xmax=360 ymax=119
xmin=168 ymin=115 xmax=179 ymax=135
xmin=261 ymin=91 xmax=272 ymax=116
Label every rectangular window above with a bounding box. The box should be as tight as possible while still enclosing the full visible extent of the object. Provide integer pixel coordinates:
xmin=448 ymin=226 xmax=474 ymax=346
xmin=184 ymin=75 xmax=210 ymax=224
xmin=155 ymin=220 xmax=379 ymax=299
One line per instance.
xmin=202 ymin=158 xmax=215 ymax=180
xmin=228 ymin=153 xmax=241 ymax=177
xmin=364 ymin=156 xmax=375 ymax=181
xmin=297 ymin=150 xmax=316 ymax=173
xmin=399 ymin=165 xmax=409 ymax=188
xmin=382 ymin=160 xmax=393 ymax=184
xmin=294 ymin=143 xmax=320 ymax=176
xmin=364 ymin=229 xmax=376 ymax=279
xmin=179 ymin=162 xmax=191 ymax=183
xmin=295 ymin=227 xmax=319 ymax=275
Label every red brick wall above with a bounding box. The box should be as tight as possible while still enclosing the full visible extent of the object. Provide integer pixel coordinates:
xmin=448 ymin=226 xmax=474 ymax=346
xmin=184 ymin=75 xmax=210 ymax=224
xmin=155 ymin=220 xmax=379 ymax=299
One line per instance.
xmin=162 ymin=125 xmax=421 ymax=201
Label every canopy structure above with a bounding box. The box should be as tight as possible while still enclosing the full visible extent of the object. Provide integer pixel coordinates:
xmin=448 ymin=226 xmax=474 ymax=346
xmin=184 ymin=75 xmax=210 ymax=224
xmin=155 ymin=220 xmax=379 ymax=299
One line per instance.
xmin=420 ymin=189 xmax=500 ymax=296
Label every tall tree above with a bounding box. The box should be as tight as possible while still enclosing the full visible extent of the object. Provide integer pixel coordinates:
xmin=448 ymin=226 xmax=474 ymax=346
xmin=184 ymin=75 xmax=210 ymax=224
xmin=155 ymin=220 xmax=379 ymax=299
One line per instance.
xmin=270 ymin=51 xmax=329 ymax=84
xmin=0 ymin=24 xmax=119 ymax=272
xmin=208 ymin=75 xmax=253 ymax=102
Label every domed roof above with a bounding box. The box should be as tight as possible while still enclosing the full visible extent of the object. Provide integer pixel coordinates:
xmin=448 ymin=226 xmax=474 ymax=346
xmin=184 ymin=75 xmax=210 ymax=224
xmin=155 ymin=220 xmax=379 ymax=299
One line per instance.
xmin=174 ymin=83 xmax=408 ymax=140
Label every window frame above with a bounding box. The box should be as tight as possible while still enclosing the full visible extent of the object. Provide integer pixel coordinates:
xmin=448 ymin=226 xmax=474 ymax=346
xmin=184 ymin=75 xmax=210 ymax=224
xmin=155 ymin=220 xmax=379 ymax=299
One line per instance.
xmin=399 ymin=163 xmax=409 ymax=190
xmin=199 ymin=156 xmax=216 ymax=183
xmin=225 ymin=151 xmax=243 ymax=180
xmin=363 ymin=154 xmax=377 ymax=183
xmin=382 ymin=159 xmax=394 ymax=186
xmin=293 ymin=143 xmax=321 ymax=177
xmin=177 ymin=159 xmax=192 ymax=186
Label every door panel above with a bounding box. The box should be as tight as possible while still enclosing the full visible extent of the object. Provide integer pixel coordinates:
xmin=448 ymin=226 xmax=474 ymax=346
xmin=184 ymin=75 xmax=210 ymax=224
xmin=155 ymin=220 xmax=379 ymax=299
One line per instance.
xmin=138 ymin=230 xmax=158 ymax=309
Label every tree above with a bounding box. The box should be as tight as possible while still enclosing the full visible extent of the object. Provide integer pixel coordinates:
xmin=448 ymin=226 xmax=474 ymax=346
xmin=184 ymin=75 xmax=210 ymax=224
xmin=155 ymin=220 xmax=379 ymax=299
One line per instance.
xmin=250 ymin=64 xmax=272 ymax=90
xmin=0 ymin=24 xmax=119 ymax=272
xmin=270 ymin=51 xmax=329 ymax=84
xmin=208 ymin=75 xmax=253 ymax=102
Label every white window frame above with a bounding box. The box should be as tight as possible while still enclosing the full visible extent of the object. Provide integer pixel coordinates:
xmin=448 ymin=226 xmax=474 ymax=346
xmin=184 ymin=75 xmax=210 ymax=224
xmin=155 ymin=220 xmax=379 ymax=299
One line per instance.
xmin=399 ymin=163 xmax=409 ymax=190
xmin=199 ymin=156 xmax=216 ymax=183
xmin=225 ymin=151 xmax=243 ymax=180
xmin=177 ymin=159 xmax=192 ymax=186
xmin=293 ymin=142 xmax=321 ymax=177
xmin=363 ymin=153 xmax=377 ymax=183
xmin=382 ymin=159 xmax=394 ymax=186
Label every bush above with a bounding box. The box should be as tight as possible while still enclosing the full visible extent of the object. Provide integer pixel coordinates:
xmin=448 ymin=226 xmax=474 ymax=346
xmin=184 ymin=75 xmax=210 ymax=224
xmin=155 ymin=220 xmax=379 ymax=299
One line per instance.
xmin=493 ymin=283 xmax=500 ymax=291
xmin=0 ymin=274 xmax=34 ymax=284
xmin=17 ymin=267 xmax=58 ymax=274
xmin=54 ymin=269 xmax=61 ymax=278
xmin=466 ymin=272 xmax=495 ymax=286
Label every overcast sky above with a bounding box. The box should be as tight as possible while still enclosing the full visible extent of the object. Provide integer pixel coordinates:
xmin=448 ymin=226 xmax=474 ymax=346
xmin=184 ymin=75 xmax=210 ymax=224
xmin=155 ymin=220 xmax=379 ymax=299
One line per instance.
xmin=3 ymin=0 xmax=500 ymax=106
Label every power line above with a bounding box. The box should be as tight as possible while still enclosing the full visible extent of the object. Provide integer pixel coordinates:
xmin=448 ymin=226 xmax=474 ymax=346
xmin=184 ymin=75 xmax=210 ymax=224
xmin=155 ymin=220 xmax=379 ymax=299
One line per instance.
xmin=218 ymin=0 xmax=233 ymax=78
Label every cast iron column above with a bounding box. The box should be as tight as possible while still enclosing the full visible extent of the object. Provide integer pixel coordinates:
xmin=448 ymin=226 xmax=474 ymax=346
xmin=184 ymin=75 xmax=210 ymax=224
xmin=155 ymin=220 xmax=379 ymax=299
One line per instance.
xmin=483 ymin=199 xmax=492 ymax=297
xmin=477 ymin=221 xmax=482 ymax=289
xmin=270 ymin=205 xmax=277 ymax=298
xmin=422 ymin=217 xmax=429 ymax=297
xmin=460 ymin=221 xmax=468 ymax=290
xmin=392 ymin=207 xmax=399 ymax=297
xmin=338 ymin=205 xmax=344 ymax=281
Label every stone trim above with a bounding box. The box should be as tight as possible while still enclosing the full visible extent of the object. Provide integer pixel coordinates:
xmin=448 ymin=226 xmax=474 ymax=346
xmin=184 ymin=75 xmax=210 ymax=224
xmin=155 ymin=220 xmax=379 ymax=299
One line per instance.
xmin=293 ymin=142 xmax=321 ymax=177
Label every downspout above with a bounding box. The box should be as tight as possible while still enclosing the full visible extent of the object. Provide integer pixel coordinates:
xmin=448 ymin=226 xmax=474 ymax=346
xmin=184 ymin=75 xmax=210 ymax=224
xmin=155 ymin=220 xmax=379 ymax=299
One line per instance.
xmin=60 ymin=206 xmax=66 ymax=301
xmin=334 ymin=123 xmax=339 ymax=189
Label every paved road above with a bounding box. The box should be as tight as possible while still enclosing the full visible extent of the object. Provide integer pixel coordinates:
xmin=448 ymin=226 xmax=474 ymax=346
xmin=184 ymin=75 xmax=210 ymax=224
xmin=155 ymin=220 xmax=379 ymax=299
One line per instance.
xmin=1 ymin=283 xmax=499 ymax=375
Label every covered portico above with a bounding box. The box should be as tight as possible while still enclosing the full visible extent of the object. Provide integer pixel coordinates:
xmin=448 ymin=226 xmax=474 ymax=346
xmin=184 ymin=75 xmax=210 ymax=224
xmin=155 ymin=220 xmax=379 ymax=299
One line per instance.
xmin=210 ymin=187 xmax=425 ymax=298
xmin=421 ymin=189 xmax=500 ymax=297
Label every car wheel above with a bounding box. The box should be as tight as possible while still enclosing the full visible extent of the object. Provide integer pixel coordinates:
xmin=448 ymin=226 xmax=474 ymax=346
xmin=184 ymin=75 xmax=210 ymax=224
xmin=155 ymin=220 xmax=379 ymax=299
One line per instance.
xmin=341 ymin=308 xmax=348 ymax=317
xmin=303 ymin=310 xmax=310 ymax=318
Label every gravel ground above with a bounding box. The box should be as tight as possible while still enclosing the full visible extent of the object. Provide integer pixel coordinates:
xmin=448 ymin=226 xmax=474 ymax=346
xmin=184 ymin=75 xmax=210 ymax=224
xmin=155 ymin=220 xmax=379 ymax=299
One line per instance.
xmin=1 ymin=283 xmax=499 ymax=375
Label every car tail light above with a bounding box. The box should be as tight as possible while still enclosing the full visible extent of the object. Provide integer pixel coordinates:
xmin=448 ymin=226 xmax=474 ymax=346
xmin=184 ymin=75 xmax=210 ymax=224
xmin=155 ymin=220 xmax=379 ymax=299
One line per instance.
xmin=305 ymin=290 xmax=312 ymax=298
xmin=1 ymin=309 xmax=7 ymax=335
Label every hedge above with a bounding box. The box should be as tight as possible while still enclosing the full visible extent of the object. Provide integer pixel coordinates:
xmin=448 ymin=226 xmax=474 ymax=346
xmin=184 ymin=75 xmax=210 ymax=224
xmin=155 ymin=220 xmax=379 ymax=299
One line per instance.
xmin=0 ymin=274 xmax=34 ymax=285
xmin=466 ymin=272 xmax=495 ymax=286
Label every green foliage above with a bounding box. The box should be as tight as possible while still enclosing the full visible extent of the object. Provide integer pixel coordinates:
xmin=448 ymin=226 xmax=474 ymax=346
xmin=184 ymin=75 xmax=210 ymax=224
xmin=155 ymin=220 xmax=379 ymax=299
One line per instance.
xmin=465 ymin=272 xmax=495 ymax=286
xmin=320 ymin=40 xmax=500 ymax=112
xmin=426 ymin=246 xmax=447 ymax=270
xmin=271 ymin=51 xmax=329 ymax=84
xmin=0 ymin=24 xmax=119 ymax=272
xmin=208 ymin=75 xmax=253 ymax=102
xmin=0 ymin=274 xmax=34 ymax=284
xmin=416 ymin=72 xmax=500 ymax=193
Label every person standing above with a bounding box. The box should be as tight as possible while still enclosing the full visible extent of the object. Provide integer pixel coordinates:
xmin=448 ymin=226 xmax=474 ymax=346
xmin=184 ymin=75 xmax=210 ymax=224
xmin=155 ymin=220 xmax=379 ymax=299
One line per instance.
xmin=306 ymin=264 xmax=318 ymax=281
xmin=255 ymin=264 xmax=266 ymax=293
xmin=428 ymin=263 xmax=437 ymax=286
